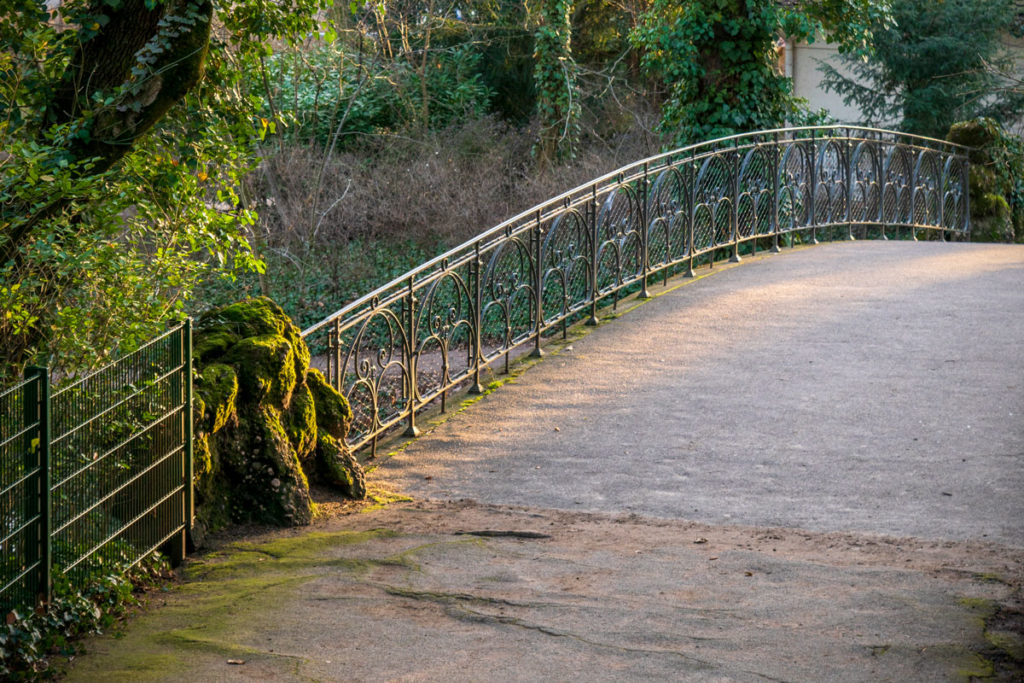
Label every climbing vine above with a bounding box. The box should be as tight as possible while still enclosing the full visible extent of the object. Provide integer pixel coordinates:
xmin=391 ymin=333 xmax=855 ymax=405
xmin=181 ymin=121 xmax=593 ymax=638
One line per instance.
xmin=631 ymin=0 xmax=891 ymax=146
xmin=533 ymin=0 xmax=580 ymax=164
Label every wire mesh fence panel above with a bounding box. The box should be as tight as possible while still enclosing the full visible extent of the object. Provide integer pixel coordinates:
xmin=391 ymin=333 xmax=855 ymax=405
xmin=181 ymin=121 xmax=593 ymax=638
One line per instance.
xmin=49 ymin=324 xmax=189 ymax=584
xmin=0 ymin=374 xmax=46 ymax=612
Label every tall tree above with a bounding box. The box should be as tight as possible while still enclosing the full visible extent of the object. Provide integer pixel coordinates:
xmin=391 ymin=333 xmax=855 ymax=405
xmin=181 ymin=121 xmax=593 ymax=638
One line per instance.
xmin=533 ymin=0 xmax=581 ymax=163
xmin=0 ymin=0 xmax=327 ymax=378
xmin=630 ymin=0 xmax=891 ymax=145
xmin=820 ymin=0 xmax=1024 ymax=137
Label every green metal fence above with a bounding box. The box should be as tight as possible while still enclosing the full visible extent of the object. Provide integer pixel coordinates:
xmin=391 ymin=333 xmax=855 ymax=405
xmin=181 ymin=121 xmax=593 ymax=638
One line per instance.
xmin=0 ymin=321 xmax=193 ymax=612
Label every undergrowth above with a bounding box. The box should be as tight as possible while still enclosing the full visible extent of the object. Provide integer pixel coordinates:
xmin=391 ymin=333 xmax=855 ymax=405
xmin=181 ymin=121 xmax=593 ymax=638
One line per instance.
xmin=0 ymin=552 xmax=173 ymax=680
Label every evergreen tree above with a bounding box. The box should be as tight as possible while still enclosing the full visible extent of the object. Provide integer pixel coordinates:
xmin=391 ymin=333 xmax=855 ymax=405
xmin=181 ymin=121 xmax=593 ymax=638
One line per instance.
xmin=820 ymin=0 xmax=1024 ymax=138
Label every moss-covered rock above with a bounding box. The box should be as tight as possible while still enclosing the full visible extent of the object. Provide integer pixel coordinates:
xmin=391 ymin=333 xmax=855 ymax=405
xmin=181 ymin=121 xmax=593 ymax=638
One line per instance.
xmin=225 ymin=334 xmax=297 ymax=408
xmin=948 ymin=119 xmax=1000 ymax=166
xmin=948 ymin=118 xmax=1021 ymax=243
xmin=192 ymin=329 xmax=240 ymax=364
xmin=283 ymin=382 xmax=318 ymax=462
xmin=216 ymin=404 xmax=313 ymax=526
xmin=197 ymin=297 xmax=310 ymax=378
xmin=307 ymin=369 xmax=352 ymax=438
xmin=190 ymin=297 xmax=364 ymax=539
xmin=317 ymin=432 xmax=366 ymax=499
xmin=971 ymin=194 xmax=1014 ymax=242
xmin=195 ymin=363 xmax=238 ymax=434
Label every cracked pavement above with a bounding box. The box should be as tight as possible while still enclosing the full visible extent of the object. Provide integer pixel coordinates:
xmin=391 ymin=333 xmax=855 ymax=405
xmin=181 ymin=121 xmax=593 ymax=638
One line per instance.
xmin=67 ymin=242 xmax=1024 ymax=681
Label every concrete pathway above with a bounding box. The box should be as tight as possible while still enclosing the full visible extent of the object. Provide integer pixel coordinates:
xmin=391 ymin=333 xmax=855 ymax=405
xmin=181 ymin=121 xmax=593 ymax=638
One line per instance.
xmin=380 ymin=241 xmax=1024 ymax=546
xmin=66 ymin=241 xmax=1024 ymax=682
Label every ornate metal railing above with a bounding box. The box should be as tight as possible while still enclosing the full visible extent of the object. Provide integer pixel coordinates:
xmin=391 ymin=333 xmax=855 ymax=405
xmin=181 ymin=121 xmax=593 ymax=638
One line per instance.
xmin=302 ymin=126 xmax=970 ymax=454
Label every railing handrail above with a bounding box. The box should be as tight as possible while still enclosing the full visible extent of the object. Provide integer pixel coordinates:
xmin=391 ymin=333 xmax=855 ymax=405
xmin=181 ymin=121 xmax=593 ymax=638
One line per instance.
xmin=302 ymin=125 xmax=967 ymax=337
xmin=303 ymin=125 xmax=970 ymax=454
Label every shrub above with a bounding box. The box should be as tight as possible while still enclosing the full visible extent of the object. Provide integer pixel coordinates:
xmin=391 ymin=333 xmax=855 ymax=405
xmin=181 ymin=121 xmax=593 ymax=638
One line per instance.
xmin=0 ymin=552 xmax=171 ymax=679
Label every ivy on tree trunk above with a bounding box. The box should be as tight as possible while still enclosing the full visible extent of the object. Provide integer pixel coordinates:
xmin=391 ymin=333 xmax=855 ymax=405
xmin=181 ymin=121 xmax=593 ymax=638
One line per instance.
xmin=533 ymin=0 xmax=580 ymax=164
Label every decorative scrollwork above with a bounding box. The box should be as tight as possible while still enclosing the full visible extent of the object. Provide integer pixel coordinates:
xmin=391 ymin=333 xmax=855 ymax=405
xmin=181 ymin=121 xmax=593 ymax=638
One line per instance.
xmin=303 ymin=127 xmax=971 ymax=453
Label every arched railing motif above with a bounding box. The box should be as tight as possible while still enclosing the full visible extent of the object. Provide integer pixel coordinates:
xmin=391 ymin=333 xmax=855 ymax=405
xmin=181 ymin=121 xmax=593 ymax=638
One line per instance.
xmin=302 ymin=126 xmax=970 ymax=454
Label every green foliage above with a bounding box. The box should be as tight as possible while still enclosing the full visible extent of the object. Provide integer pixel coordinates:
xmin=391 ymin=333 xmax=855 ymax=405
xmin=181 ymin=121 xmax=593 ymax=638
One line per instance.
xmin=948 ymin=118 xmax=1024 ymax=242
xmin=0 ymin=552 xmax=171 ymax=680
xmin=533 ymin=0 xmax=581 ymax=162
xmin=0 ymin=0 xmax=331 ymax=382
xmin=631 ymin=0 xmax=890 ymax=146
xmin=256 ymin=42 xmax=493 ymax=148
xmin=821 ymin=0 xmax=1024 ymax=138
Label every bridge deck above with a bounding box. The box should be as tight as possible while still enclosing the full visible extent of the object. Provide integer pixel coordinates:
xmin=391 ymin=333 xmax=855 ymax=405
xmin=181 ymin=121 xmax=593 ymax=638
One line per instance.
xmin=378 ymin=240 xmax=1024 ymax=546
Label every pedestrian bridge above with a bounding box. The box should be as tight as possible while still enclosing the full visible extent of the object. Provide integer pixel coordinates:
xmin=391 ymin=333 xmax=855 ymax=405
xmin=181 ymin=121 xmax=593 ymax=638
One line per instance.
xmin=302 ymin=126 xmax=972 ymax=456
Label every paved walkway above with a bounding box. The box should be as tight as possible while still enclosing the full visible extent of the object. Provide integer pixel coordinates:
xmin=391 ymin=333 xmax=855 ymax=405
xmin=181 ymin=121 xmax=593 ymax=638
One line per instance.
xmin=67 ymin=241 xmax=1024 ymax=682
xmin=381 ymin=241 xmax=1024 ymax=546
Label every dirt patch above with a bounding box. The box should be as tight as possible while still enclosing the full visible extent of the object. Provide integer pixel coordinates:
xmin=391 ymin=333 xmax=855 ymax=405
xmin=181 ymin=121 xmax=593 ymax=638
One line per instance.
xmin=67 ymin=499 xmax=1023 ymax=682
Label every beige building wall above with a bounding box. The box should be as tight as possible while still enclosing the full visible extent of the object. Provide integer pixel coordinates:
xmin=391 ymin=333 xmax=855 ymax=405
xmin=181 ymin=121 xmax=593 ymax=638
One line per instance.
xmin=782 ymin=38 xmax=865 ymax=125
xmin=782 ymin=33 xmax=1024 ymax=132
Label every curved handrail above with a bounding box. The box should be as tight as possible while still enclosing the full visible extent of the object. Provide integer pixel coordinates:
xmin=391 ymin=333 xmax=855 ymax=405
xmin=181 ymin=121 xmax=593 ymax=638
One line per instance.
xmin=301 ymin=126 xmax=970 ymax=454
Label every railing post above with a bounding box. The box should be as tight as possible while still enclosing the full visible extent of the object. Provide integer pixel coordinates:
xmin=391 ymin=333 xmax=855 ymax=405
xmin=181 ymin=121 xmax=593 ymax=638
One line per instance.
xmin=640 ymin=162 xmax=651 ymax=298
xmin=167 ymin=323 xmax=186 ymax=566
xmin=587 ymin=185 xmax=600 ymax=326
xmin=939 ymin=156 xmax=948 ymax=242
xmin=809 ymin=129 xmax=818 ymax=244
xmin=846 ymin=135 xmax=855 ymax=241
xmin=23 ymin=365 xmax=51 ymax=606
xmin=470 ymin=242 xmax=485 ymax=394
xmin=332 ymin=318 xmax=342 ymax=392
xmin=963 ymin=156 xmax=971 ymax=238
xmin=686 ymin=159 xmax=696 ymax=276
xmin=404 ymin=277 xmax=421 ymax=437
xmin=877 ymin=138 xmax=887 ymax=240
xmin=184 ymin=319 xmax=194 ymax=537
xmin=771 ymin=133 xmax=781 ymax=253
xmin=910 ymin=147 xmax=920 ymax=241
xmin=531 ymin=211 xmax=545 ymax=358
xmin=730 ymin=144 xmax=741 ymax=263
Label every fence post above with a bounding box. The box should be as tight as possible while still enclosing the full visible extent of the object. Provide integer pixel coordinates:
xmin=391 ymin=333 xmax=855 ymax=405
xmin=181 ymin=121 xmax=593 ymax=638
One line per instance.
xmin=167 ymin=324 xmax=186 ymax=566
xmin=23 ymin=365 xmax=51 ymax=606
xmin=846 ymin=136 xmax=856 ymax=241
xmin=686 ymin=159 xmax=696 ymax=276
xmin=771 ymin=133 xmax=781 ymax=253
xmin=587 ymin=185 xmax=599 ymax=326
xmin=184 ymin=319 xmax=194 ymax=537
xmin=640 ymin=163 xmax=651 ymax=298
xmin=809 ymin=130 xmax=818 ymax=244
xmin=531 ymin=212 xmax=545 ymax=358
xmin=963 ymin=156 xmax=971 ymax=238
xmin=469 ymin=242 xmax=485 ymax=393
xmin=877 ymin=138 xmax=887 ymax=239
xmin=730 ymin=144 xmax=741 ymax=263
xmin=404 ymin=277 xmax=421 ymax=437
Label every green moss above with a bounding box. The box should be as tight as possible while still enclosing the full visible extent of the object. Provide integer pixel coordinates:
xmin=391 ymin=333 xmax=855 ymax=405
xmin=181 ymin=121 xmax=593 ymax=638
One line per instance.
xmin=191 ymin=329 xmax=239 ymax=363
xmin=955 ymin=652 xmax=995 ymax=680
xmin=195 ymin=363 xmax=238 ymax=434
xmin=193 ymin=433 xmax=212 ymax=479
xmin=986 ymin=629 xmax=1024 ymax=662
xmin=224 ymin=334 xmax=297 ymax=407
xmin=283 ymin=382 xmax=317 ymax=462
xmin=971 ymin=195 xmax=1014 ymax=242
xmin=317 ymin=431 xmax=366 ymax=499
xmin=948 ymin=119 xmax=999 ymax=164
xmin=306 ymin=368 xmax=351 ymax=438
xmin=201 ymin=297 xmax=310 ymax=379
xmin=217 ymin=405 xmax=312 ymax=526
